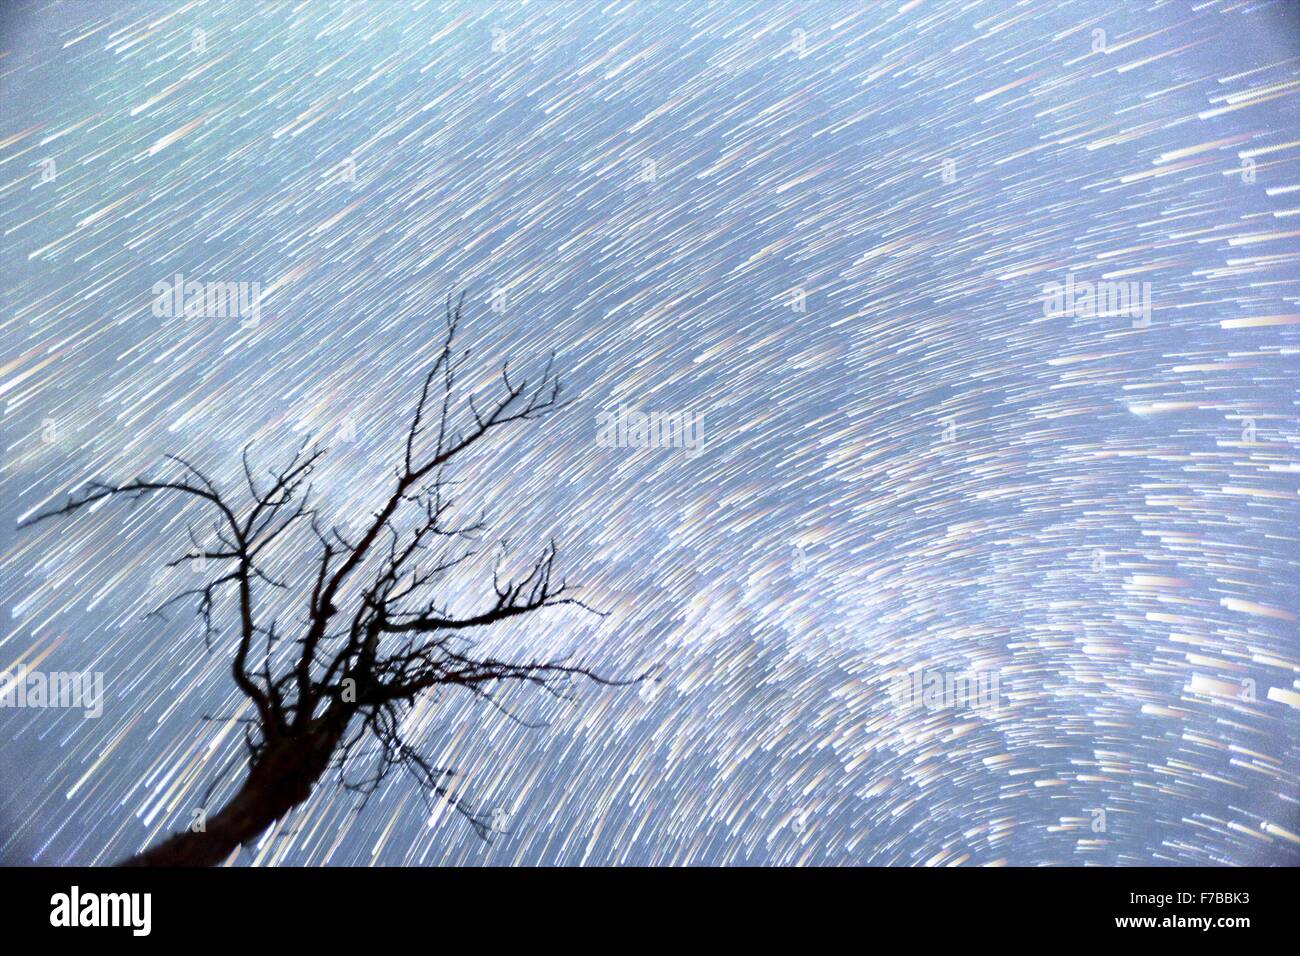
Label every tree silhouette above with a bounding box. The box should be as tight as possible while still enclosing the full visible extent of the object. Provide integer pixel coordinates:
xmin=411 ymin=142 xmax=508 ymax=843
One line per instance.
xmin=22 ymin=296 xmax=627 ymax=866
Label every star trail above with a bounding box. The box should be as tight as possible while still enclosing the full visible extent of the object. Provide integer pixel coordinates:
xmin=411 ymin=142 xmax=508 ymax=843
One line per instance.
xmin=1 ymin=0 xmax=1298 ymax=867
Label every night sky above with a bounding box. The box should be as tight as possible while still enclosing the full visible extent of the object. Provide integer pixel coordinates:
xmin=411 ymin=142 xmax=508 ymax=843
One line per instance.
xmin=1 ymin=0 xmax=1298 ymax=866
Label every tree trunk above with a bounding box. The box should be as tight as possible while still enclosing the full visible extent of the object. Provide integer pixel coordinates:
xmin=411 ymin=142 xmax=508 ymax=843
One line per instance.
xmin=117 ymin=714 xmax=349 ymax=867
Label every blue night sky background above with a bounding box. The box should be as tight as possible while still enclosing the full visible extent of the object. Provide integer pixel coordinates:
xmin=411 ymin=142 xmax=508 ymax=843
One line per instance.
xmin=1 ymin=0 xmax=1298 ymax=866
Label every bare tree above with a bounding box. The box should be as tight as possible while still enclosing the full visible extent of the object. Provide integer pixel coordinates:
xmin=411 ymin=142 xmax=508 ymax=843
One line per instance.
xmin=22 ymin=296 xmax=627 ymax=866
